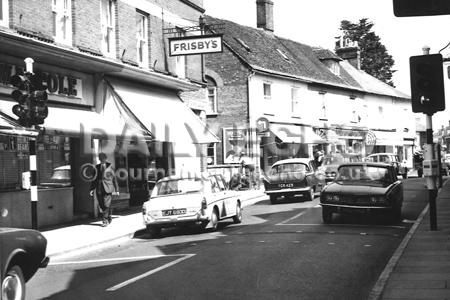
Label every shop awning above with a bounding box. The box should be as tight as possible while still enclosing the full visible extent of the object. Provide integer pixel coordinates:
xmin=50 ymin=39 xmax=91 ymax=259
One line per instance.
xmin=0 ymin=100 xmax=149 ymax=139
xmin=372 ymin=130 xmax=404 ymax=146
xmin=270 ymin=123 xmax=327 ymax=144
xmin=0 ymin=110 xmax=38 ymax=137
xmin=107 ymin=79 xmax=219 ymax=144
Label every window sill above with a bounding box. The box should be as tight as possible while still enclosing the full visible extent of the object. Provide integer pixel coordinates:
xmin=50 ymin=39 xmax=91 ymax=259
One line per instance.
xmin=264 ymin=113 xmax=275 ymax=116
xmin=206 ymin=112 xmax=218 ymax=117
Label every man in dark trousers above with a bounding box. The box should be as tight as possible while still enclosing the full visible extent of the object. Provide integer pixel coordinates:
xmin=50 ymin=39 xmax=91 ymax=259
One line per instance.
xmin=90 ymin=152 xmax=119 ymax=227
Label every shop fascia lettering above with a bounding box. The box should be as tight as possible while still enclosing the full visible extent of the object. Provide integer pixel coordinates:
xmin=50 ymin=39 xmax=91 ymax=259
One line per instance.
xmin=0 ymin=62 xmax=82 ymax=98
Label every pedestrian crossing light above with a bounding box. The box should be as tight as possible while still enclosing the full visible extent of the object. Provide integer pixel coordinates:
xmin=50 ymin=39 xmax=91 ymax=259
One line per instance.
xmin=409 ymin=54 xmax=445 ymax=115
xmin=393 ymin=0 xmax=450 ymax=17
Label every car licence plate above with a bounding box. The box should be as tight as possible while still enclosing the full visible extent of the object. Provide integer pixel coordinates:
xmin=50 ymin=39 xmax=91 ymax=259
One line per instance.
xmin=278 ymin=183 xmax=294 ymax=188
xmin=162 ymin=209 xmax=186 ymax=216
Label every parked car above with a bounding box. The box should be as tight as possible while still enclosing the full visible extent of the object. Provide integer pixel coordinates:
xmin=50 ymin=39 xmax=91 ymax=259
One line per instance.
xmin=263 ymin=158 xmax=324 ymax=204
xmin=39 ymin=165 xmax=71 ymax=188
xmin=320 ymin=162 xmax=403 ymax=223
xmin=1 ymin=228 xmax=49 ymax=300
xmin=142 ymin=173 xmax=242 ymax=237
xmin=364 ymin=153 xmax=408 ymax=178
xmin=320 ymin=153 xmax=362 ymax=183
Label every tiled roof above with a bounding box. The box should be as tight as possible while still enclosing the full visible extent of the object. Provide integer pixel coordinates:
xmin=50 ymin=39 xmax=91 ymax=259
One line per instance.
xmin=205 ymin=15 xmax=409 ymax=100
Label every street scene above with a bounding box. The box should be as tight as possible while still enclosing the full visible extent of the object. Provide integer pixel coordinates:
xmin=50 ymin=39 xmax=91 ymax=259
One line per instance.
xmin=1 ymin=0 xmax=450 ymax=300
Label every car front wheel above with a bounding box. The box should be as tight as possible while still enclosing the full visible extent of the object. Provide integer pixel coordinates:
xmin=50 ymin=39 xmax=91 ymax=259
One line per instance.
xmin=305 ymin=187 xmax=315 ymax=201
xmin=322 ymin=207 xmax=333 ymax=224
xmin=232 ymin=202 xmax=242 ymax=224
xmin=270 ymin=195 xmax=277 ymax=204
xmin=209 ymin=208 xmax=219 ymax=231
xmin=2 ymin=265 xmax=25 ymax=300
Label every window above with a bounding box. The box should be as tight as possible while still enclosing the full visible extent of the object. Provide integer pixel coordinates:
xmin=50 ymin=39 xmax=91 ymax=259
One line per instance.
xmin=263 ymin=83 xmax=271 ymax=100
xmin=378 ymin=106 xmax=383 ymax=115
xmin=136 ymin=11 xmax=148 ymax=67
xmin=206 ymin=76 xmax=218 ymax=114
xmin=0 ymin=0 xmax=9 ymax=27
xmin=52 ymin=0 xmax=72 ymax=45
xmin=101 ymin=0 xmax=116 ymax=57
xmin=319 ymin=91 xmax=327 ymax=120
xmin=291 ymin=87 xmax=300 ymax=115
xmin=207 ymin=143 xmax=216 ymax=165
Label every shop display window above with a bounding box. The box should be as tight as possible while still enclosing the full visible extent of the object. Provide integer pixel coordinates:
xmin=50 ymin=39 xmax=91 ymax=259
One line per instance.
xmin=37 ymin=135 xmax=72 ymax=188
xmin=0 ymin=135 xmax=28 ymax=191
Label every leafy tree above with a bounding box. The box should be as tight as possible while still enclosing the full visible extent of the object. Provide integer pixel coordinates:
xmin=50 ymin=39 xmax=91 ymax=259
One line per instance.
xmin=338 ymin=18 xmax=396 ymax=87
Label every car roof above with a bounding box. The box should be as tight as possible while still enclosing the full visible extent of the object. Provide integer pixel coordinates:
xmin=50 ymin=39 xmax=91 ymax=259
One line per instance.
xmin=338 ymin=162 xmax=392 ymax=168
xmin=157 ymin=172 xmax=215 ymax=182
xmin=54 ymin=165 xmax=71 ymax=170
xmin=271 ymin=158 xmax=312 ymax=167
xmin=324 ymin=153 xmax=361 ymax=157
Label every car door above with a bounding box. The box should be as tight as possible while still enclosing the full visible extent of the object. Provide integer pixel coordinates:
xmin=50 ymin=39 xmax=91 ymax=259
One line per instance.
xmin=215 ymin=174 xmax=235 ymax=217
xmin=388 ymin=166 xmax=403 ymax=203
xmin=209 ymin=175 xmax=226 ymax=218
xmin=306 ymin=161 xmax=318 ymax=188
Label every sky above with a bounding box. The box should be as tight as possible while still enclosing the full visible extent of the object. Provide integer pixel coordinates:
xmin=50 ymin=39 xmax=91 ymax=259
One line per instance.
xmin=203 ymin=0 xmax=450 ymax=127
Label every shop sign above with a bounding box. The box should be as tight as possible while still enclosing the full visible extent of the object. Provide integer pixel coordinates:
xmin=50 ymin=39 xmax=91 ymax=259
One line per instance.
xmin=169 ymin=34 xmax=223 ymax=56
xmin=0 ymin=62 xmax=82 ymax=99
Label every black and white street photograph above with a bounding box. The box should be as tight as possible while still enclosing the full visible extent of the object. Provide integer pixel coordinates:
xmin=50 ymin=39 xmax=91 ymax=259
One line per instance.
xmin=1 ymin=0 xmax=450 ymax=299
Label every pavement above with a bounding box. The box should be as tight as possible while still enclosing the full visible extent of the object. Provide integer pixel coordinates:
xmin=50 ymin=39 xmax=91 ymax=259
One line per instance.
xmin=40 ymin=179 xmax=450 ymax=299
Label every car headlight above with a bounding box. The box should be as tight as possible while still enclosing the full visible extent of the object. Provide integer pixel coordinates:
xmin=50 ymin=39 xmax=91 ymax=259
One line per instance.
xmin=325 ymin=194 xmax=340 ymax=202
xmin=370 ymin=196 xmax=386 ymax=204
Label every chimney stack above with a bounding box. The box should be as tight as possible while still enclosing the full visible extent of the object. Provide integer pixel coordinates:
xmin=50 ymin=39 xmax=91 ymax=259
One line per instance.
xmin=256 ymin=0 xmax=274 ymax=32
xmin=335 ymin=36 xmax=361 ymax=69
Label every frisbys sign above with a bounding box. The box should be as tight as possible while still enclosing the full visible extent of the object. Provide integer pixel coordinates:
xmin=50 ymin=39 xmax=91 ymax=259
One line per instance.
xmin=169 ymin=34 xmax=223 ymax=56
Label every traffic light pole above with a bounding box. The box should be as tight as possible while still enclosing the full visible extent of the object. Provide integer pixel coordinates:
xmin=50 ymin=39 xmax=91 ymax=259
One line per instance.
xmin=425 ymin=115 xmax=438 ymax=230
xmin=29 ymin=135 xmax=38 ymax=229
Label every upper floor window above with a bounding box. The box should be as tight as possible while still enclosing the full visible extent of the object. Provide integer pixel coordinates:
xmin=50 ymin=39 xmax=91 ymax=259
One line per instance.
xmin=291 ymin=87 xmax=301 ymax=115
xmin=319 ymin=91 xmax=327 ymax=120
xmin=0 ymin=0 xmax=9 ymax=27
xmin=101 ymin=0 xmax=116 ymax=57
xmin=263 ymin=83 xmax=272 ymax=100
xmin=206 ymin=76 xmax=218 ymax=114
xmin=175 ymin=29 xmax=186 ymax=78
xmin=52 ymin=0 xmax=72 ymax=45
xmin=206 ymin=143 xmax=216 ymax=165
xmin=136 ymin=11 xmax=148 ymax=68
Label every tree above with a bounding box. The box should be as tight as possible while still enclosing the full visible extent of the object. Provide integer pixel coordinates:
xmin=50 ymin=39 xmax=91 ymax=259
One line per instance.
xmin=338 ymin=18 xmax=396 ymax=87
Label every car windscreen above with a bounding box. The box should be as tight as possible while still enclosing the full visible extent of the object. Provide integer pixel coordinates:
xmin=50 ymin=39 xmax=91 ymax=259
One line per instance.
xmin=336 ymin=165 xmax=391 ymax=182
xmin=154 ymin=179 xmax=203 ymax=196
xmin=323 ymin=156 xmax=345 ymax=165
xmin=270 ymin=163 xmax=307 ymax=175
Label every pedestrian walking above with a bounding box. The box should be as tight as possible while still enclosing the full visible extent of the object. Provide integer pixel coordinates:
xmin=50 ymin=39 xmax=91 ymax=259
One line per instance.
xmin=89 ymin=152 xmax=119 ymax=227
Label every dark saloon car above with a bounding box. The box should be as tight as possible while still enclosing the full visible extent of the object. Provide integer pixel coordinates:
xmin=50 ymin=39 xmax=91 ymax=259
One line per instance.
xmin=1 ymin=228 xmax=49 ymax=300
xmin=320 ymin=153 xmax=362 ymax=183
xmin=320 ymin=162 xmax=403 ymax=223
xmin=263 ymin=158 xmax=323 ymax=204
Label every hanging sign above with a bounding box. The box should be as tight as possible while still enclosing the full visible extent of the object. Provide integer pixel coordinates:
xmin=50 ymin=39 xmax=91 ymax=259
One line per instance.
xmin=169 ymin=34 xmax=223 ymax=56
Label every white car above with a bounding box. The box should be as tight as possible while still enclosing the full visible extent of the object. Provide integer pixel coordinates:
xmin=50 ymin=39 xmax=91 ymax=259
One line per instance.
xmin=142 ymin=173 xmax=242 ymax=237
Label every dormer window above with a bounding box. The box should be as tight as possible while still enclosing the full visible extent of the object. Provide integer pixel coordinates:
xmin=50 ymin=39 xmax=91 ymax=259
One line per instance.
xmin=322 ymin=59 xmax=340 ymax=76
xmin=276 ymin=49 xmax=290 ymax=61
xmin=234 ymin=37 xmax=251 ymax=52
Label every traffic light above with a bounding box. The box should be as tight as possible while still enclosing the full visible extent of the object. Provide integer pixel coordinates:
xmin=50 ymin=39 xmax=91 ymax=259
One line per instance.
xmin=410 ymin=54 xmax=445 ymax=115
xmin=30 ymin=90 xmax=48 ymax=125
xmin=10 ymin=73 xmax=49 ymax=126
xmin=10 ymin=74 xmax=32 ymax=126
xmin=393 ymin=0 xmax=450 ymax=17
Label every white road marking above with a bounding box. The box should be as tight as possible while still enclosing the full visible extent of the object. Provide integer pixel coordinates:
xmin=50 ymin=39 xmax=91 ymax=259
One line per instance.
xmin=106 ymin=254 xmax=196 ymax=291
xmin=277 ymin=223 xmax=407 ymax=229
xmin=49 ymin=254 xmax=185 ymax=266
xmin=277 ymin=210 xmax=309 ymax=225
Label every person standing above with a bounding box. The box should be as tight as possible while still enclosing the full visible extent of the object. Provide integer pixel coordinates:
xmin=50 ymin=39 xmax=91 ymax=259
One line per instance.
xmin=90 ymin=152 xmax=119 ymax=227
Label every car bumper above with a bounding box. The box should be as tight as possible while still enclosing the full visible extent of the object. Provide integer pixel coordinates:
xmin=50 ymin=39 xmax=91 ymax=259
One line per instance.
xmin=143 ymin=213 xmax=209 ymax=227
xmin=265 ymin=187 xmax=311 ymax=195
xmin=320 ymin=203 xmax=392 ymax=210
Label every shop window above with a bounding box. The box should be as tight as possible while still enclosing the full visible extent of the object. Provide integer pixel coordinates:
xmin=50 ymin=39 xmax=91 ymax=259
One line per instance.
xmin=136 ymin=10 xmax=148 ymax=68
xmin=0 ymin=0 xmax=9 ymax=27
xmin=319 ymin=91 xmax=327 ymax=120
xmin=101 ymin=0 xmax=116 ymax=58
xmin=206 ymin=76 xmax=218 ymax=114
xmin=37 ymin=135 xmax=72 ymax=188
xmin=52 ymin=0 xmax=72 ymax=45
xmin=0 ymin=135 xmax=27 ymax=191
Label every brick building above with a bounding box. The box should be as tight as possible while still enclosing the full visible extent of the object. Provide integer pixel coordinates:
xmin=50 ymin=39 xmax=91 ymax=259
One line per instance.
xmin=202 ymin=0 xmax=414 ymax=174
xmin=0 ymin=0 xmax=217 ymax=228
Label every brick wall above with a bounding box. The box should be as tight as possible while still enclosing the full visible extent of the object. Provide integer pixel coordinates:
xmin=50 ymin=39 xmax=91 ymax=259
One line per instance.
xmin=117 ymin=1 xmax=138 ymax=64
xmin=10 ymin=0 xmax=53 ymax=37
xmin=73 ymin=0 xmax=102 ymax=53
xmin=205 ymin=46 xmax=251 ymax=163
